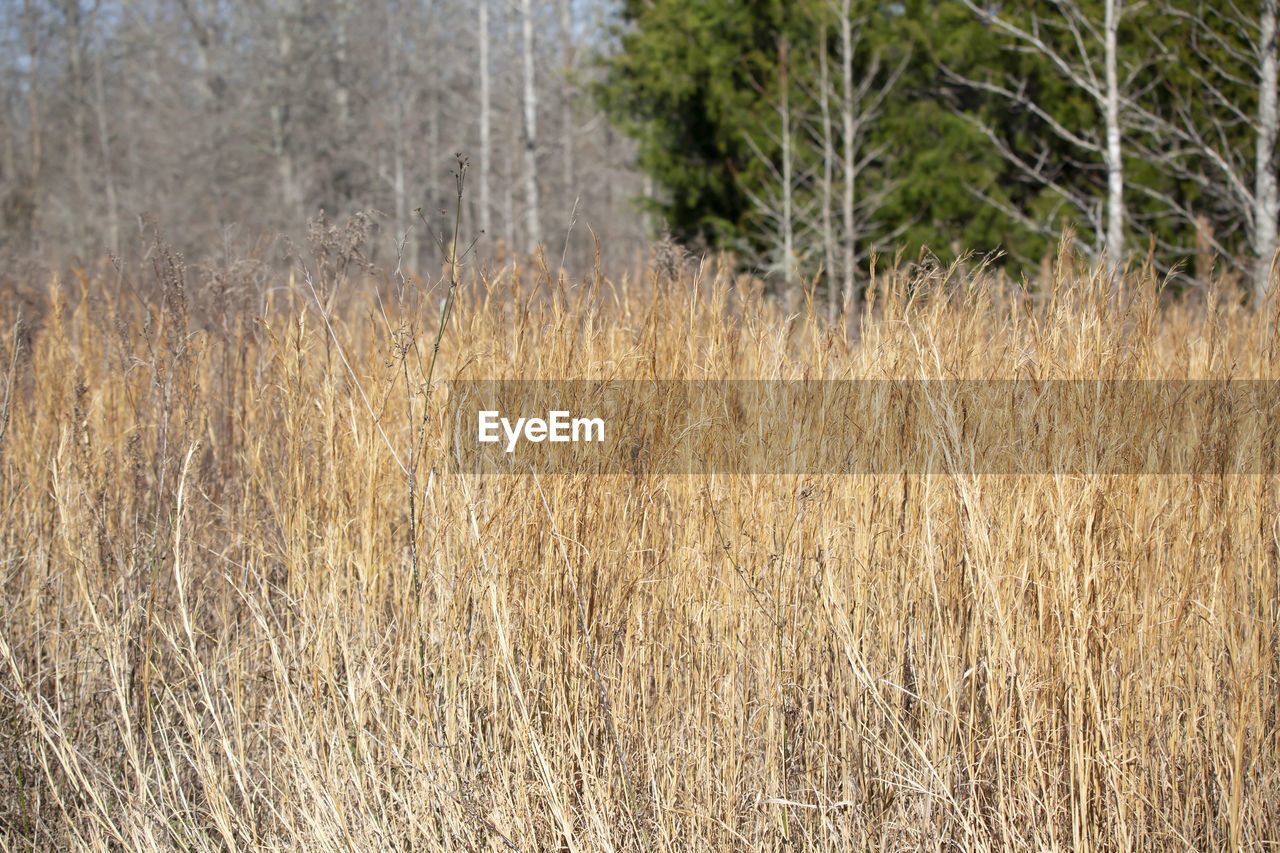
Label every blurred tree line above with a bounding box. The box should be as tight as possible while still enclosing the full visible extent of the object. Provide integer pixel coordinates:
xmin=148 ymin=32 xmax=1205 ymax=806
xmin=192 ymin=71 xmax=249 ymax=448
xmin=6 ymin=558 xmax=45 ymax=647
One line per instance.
xmin=0 ymin=0 xmax=648 ymax=272
xmin=596 ymin=0 xmax=1279 ymax=304
xmin=1 ymin=0 xmax=1275 ymax=301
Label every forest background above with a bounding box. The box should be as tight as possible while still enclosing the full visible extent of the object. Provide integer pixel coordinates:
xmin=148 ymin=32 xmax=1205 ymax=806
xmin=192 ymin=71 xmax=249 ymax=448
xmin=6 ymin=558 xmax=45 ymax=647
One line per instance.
xmin=1 ymin=0 xmax=1276 ymax=300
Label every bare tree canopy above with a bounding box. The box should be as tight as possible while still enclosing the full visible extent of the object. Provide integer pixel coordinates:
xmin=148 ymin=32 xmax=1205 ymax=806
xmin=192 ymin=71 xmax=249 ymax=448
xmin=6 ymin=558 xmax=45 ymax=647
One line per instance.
xmin=0 ymin=0 xmax=646 ymax=272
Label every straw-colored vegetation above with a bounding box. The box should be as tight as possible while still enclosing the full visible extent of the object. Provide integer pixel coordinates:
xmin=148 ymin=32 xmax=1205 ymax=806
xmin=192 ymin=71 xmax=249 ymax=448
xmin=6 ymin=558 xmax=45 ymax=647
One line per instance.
xmin=1 ymin=233 xmax=1277 ymax=851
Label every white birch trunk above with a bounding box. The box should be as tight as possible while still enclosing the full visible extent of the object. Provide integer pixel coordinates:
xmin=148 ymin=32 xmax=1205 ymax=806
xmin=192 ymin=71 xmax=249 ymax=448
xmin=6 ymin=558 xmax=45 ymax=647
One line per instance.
xmin=839 ymin=0 xmax=857 ymax=312
xmin=272 ymin=5 xmax=297 ymax=222
xmin=520 ymin=0 xmax=541 ymax=252
xmin=1103 ymin=0 xmax=1125 ymax=272
xmin=818 ymin=24 xmax=838 ymax=322
xmin=504 ymin=171 xmax=515 ymax=251
xmin=1254 ymin=0 xmax=1279 ymax=299
xmin=24 ymin=7 xmax=41 ymax=192
xmin=65 ymin=2 xmax=87 ymax=247
xmin=559 ymin=0 xmax=574 ymax=212
xmin=478 ymin=0 xmax=492 ymax=238
xmin=779 ymin=38 xmax=795 ymax=292
xmin=393 ymin=139 xmax=408 ymax=264
xmin=383 ymin=6 xmax=414 ymax=269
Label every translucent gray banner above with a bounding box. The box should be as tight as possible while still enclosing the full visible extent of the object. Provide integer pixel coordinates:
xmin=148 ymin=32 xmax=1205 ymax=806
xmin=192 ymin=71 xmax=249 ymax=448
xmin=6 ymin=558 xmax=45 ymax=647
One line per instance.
xmin=445 ymin=380 xmax=1279 ymax=474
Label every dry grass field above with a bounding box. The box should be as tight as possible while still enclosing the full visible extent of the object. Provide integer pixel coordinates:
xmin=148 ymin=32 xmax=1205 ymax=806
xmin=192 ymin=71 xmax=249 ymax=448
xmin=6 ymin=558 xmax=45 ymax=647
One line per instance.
xmin=1 ymin=237 xmax=1278 ymax=851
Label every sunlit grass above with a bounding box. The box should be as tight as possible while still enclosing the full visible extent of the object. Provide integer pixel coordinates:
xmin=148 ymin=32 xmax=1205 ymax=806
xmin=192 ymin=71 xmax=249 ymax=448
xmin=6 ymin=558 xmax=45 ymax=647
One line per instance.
xmin=1 ymin=242 xmax=1277 ymax=851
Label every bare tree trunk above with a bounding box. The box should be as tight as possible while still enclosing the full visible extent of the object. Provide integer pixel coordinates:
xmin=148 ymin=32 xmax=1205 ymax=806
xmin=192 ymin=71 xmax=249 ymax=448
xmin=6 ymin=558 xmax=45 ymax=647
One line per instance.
xmin=92 ymin=48 xmax=118 ymax=253
xmin=62 ymin=0 xmax=87 ymax=248
xmin=380 ymin=4 xmax=414 ymax=269
xmin=428 ymin=86 xmax=440 ymax=210
xmin=335 ymin=0 xmax=351 ymax=130
xmin=392 ymin=94 xmax=408 ymax=265
xmin=839 ymin=0 xmax=857 ymax=312
xmin=559 ymin=0 xmax=574 ymax=212
xmin=333 ymin=0 xmax=352 ymax=210
xmin=1104 ymin=0 xmax=1125 ymax=271
xmin=779 ymin=37 xmax=795 ymax=293
xmin=520 ymin=0 xmax=541 ymax=252
xmin=957 ymin=0 xmax=1129 ymax=269
xmin=272 ymin=4 xmax=298 ymax=223
xmin=478 ymin=0 xmax=492 ymax=238
xmin=504 ymin=179 xmax=515 ymax=251
xmin=1255 ymin=0 xmax=1279 ymax=299
xmin=818 ymin=22 xmax=837 ymax=322
xmin=22 ymin=1 xmax=42 ymax=247
xmin=394 ymin=142 xmax=408 ymax=259
xmin=425 ymin=6 xmax=440 ymax=222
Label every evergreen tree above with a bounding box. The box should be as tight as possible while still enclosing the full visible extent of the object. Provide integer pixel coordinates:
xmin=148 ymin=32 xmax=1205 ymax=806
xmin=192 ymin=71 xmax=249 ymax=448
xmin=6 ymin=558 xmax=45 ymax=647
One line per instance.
xmin=596 ymin=0 xmax=804 ymax=248
xmin=597 ymin=0 xmax=1273 ymax=284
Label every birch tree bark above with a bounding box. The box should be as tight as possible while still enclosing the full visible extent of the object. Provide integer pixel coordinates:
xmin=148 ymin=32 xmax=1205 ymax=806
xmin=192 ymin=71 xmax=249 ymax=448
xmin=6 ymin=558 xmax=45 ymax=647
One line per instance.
xmin=478 ymin=0 xmax=492 ymax=238
xmin=1254 ymin=0 xmax=1279 ymax=298
xmin=817 ymin=22 xmax=838 ymax=321
xmin=559 ymin=0 xmax=574 ymax=212
xmin=741 ymin=35 xmax=814 ymax=295
xmin=739 ymin=2 xmax=905 ymax=301
xmin=381 ymin=5 xmax=410 ymax=268
xmin=59 ymin=0 xmax=89 ymax=248
xmin=271 ymin=0 xmax=299 ymax=223
xmin=1141 ymin=1 xmax=1280 ymax=297
xmin=779 ymin=37 xmax=795 ymax=292
xmin=22 ymin=0 xmax=42 ymax=248
xmin=839 ymin=0 xmax=857 ymax=312
xmin=825 ymin=0 xmax=904 ymax=312
xmin=520 ymin=0 xmax=541 ymax=252
xmin=954 ymin=0 xmax=1131 ymax=272
xmin=1103 ymin=0 xmax=1125 ymax=271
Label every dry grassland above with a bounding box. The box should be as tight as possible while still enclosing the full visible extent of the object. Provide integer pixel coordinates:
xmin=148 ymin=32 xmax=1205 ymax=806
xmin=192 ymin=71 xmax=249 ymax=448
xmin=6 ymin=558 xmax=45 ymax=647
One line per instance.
xmin=0 ymin=242 xmax=1277 ymax=851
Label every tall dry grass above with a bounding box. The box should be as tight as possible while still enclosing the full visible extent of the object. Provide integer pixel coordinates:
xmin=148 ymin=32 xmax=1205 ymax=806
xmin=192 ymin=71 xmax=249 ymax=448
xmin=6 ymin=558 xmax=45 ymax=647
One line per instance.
xmin=0 ymin=238 xmax=1277 ymax=851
